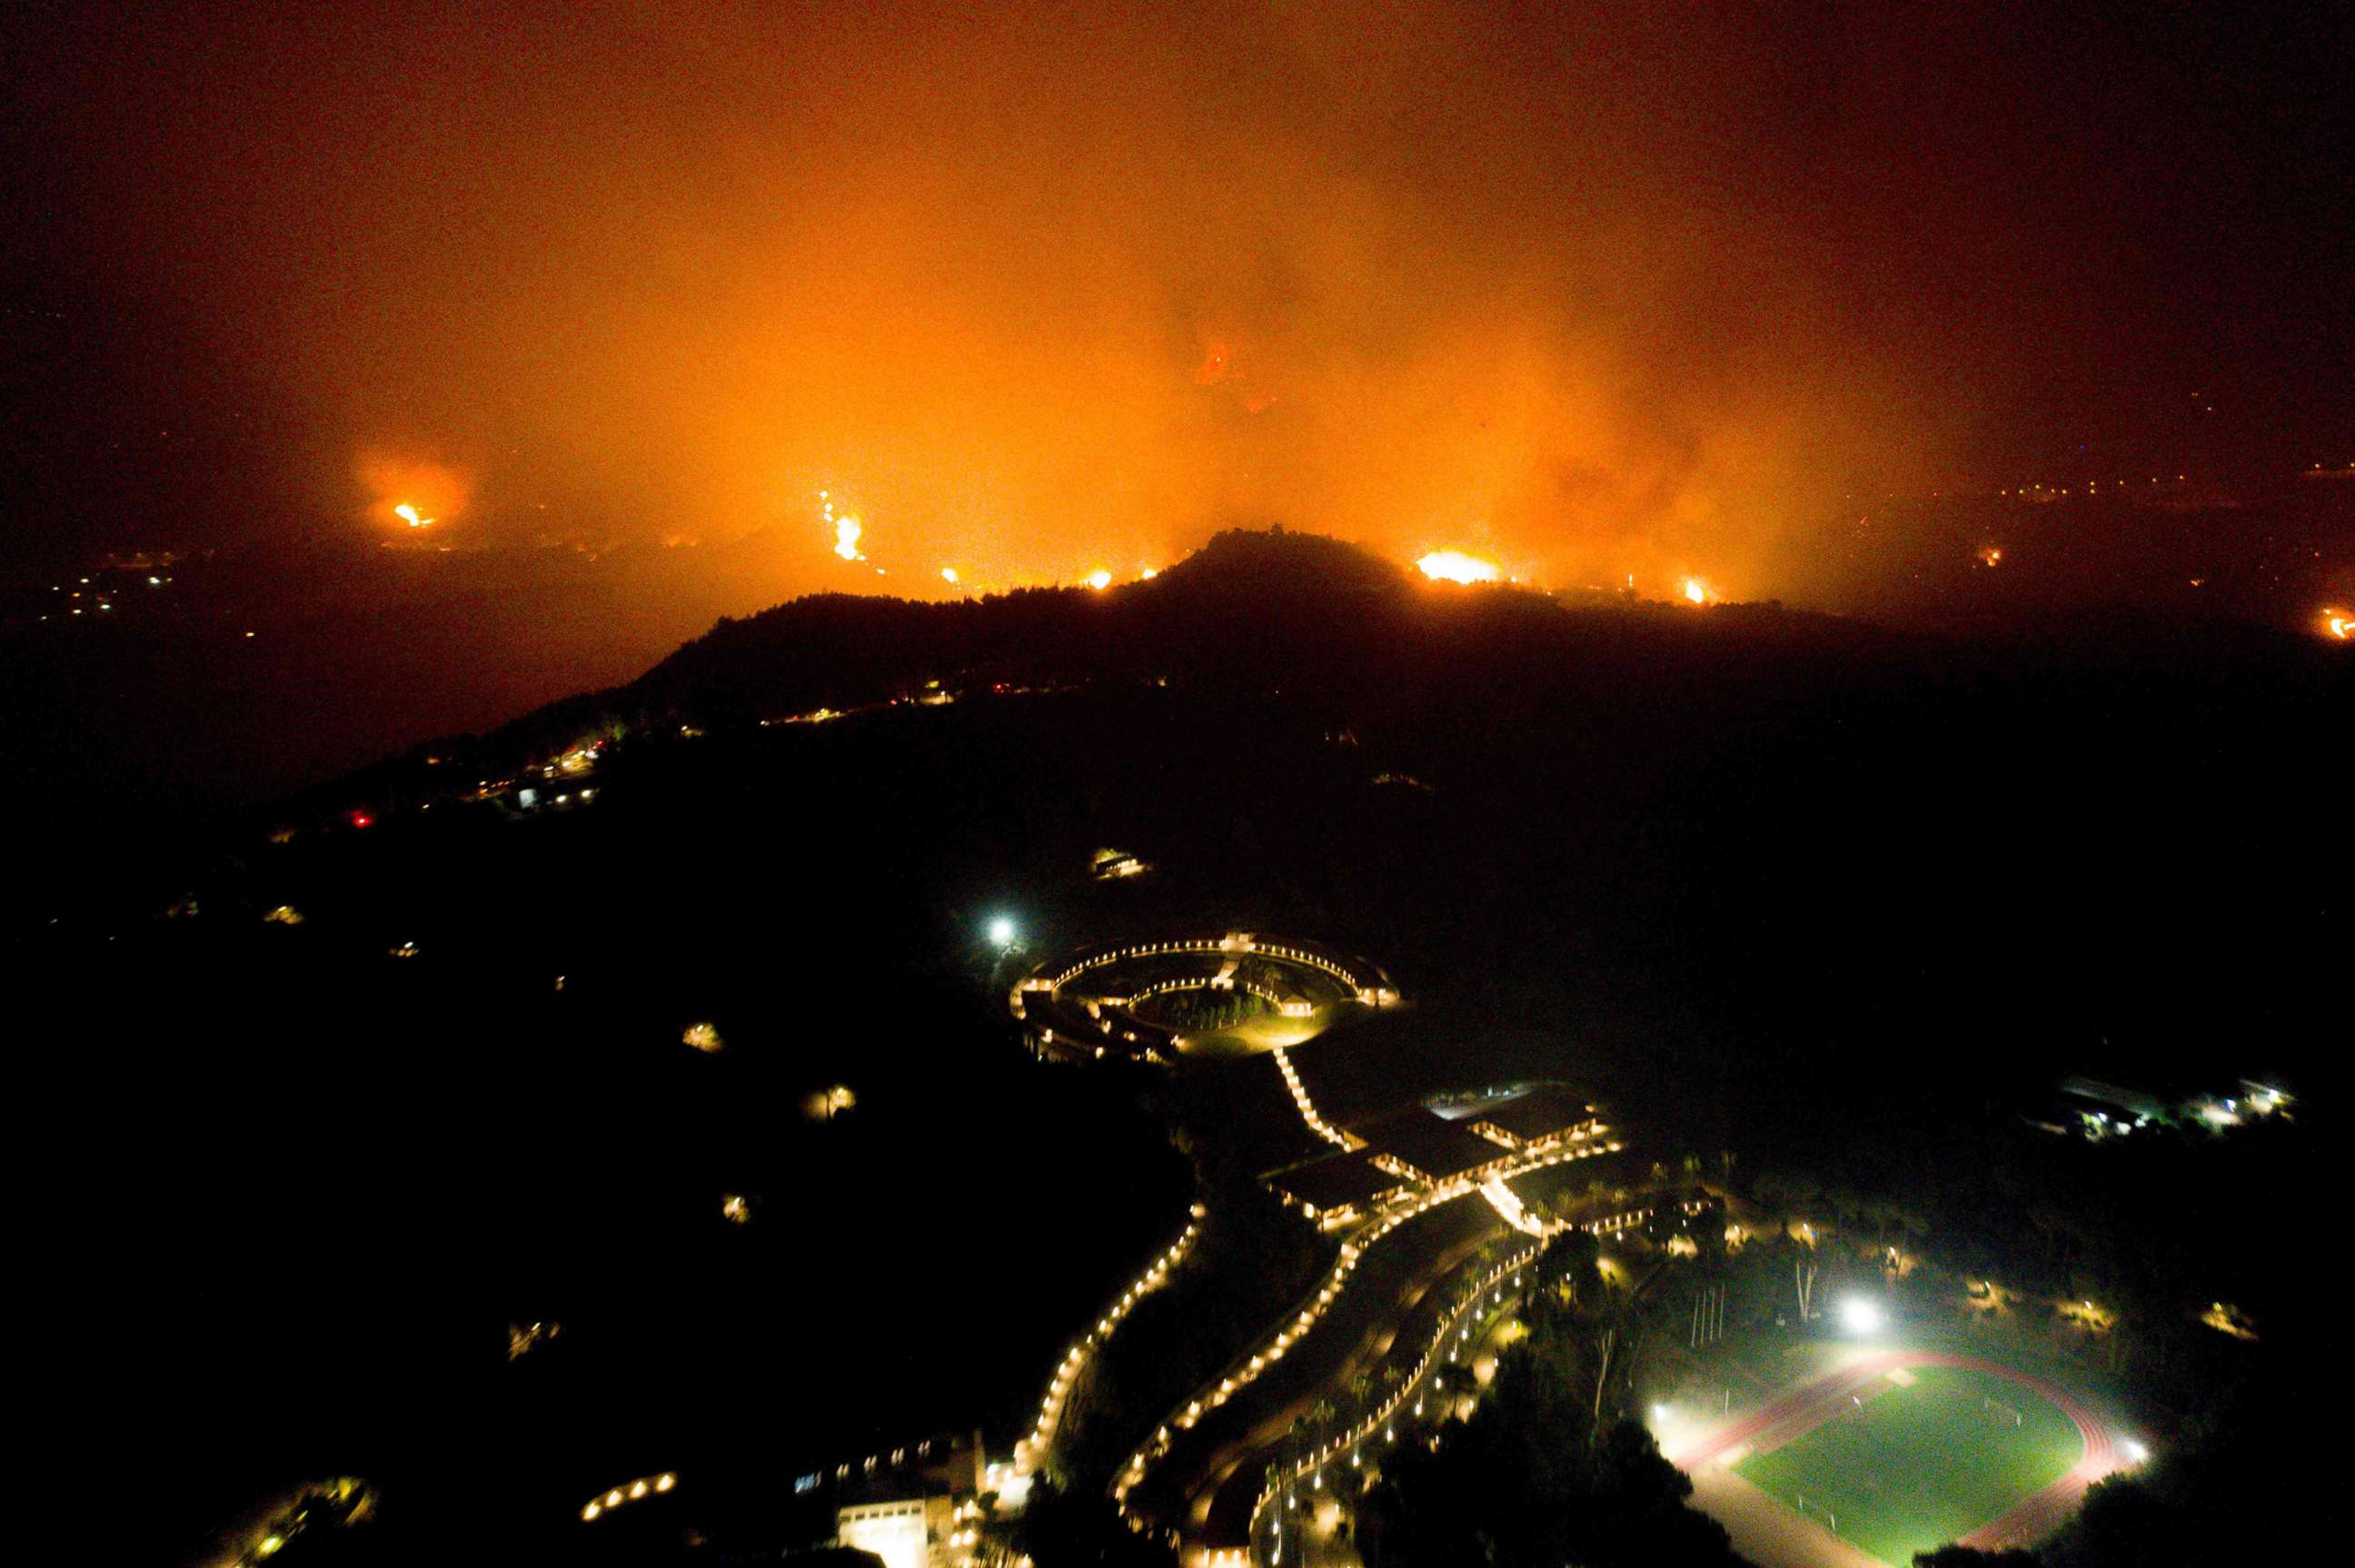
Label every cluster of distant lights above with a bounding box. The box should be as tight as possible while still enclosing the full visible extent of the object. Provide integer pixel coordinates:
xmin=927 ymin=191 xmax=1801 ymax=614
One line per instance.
xmin=2002 ymin=475 xmax=2188 ymax=498
xmin=581 ymin=1472 xmax=674 ymax=1521
xmin=38 ymin=571 xmax=174 ymax=620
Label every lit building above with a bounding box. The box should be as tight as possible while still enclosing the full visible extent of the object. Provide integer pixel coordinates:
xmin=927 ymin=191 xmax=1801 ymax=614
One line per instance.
xmin=836 ymin=1494 xmax=959 ymax=1568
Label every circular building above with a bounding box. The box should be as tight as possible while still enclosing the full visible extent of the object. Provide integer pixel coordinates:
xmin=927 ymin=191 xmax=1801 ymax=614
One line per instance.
xmin=1009 ymin=933 xmax=1398 ymax=1063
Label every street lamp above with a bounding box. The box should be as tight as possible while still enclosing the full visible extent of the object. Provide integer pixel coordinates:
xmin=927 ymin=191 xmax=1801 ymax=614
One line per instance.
xmin=1839 ymin=1297 xmax=1884 ymax=1335
xmin=989 ymin=916 xmax=1018 ymax=948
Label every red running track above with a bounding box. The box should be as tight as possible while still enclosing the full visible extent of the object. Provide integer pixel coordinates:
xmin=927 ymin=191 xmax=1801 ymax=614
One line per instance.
xmin=1668 ymin=1349 xmax=2121 ymax=1555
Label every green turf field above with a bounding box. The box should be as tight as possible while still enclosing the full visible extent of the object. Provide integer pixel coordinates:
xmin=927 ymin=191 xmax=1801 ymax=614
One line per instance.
xmin=1734 ymin=1365 xmax=2082 ymax=1565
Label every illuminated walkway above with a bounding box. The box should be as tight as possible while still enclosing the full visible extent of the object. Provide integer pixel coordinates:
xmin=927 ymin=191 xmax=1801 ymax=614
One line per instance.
xmin=1118 ymin=1151 xmax=1696 ymax=1565
xmin=1477 ymin=1176 xmax=1550 ymax=1236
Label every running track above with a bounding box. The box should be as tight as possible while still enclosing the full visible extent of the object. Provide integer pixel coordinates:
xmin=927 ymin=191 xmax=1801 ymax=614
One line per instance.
xmin=1666 ymin=1349 xmax=2121 ymax=1557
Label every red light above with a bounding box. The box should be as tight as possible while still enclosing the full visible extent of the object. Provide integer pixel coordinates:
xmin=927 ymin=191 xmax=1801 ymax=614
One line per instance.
xmin=350 ymin=811 xmax=374 ymax=829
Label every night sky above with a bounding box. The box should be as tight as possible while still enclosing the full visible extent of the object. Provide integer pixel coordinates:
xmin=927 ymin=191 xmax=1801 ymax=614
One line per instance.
xmin=4 ymin=3 xmax=2350 ymax=795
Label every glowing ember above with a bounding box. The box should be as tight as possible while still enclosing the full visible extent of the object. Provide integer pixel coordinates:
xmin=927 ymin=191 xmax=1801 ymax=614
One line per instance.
xmin=393 ymin=503 xmax=432 ymax=529
xmin=2326 ymin=609 xmax=2351 ymax=640
xmin=1087 ymin=569 xmax=1113 ymax=590
xmin=682 ymin=1021 xmax=722 ymax=1052
xmin=1682 ymin=578 xmax=1710 ymax=604
xmin=939 ymin=566 xmax=959 ymax=584
xmin=1980 ymin=545 xmax=2003 ymax=567
xmin=1416 ymin=551 xmax=1501 ymax=584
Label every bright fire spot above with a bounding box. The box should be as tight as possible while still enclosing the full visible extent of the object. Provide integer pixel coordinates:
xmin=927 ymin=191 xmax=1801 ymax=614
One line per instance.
xmin=940 ymin=567 xmax=959 ymax=584
xmin=2326 ymin=609 xmax=2351 ymax=640
xmin=1980 ymin=545 xmax=2003 ymax=567
xmin=682 ymin=1021 xmax=722 ymax=1053
xmin=1416 ymin=551 xmax=1501 ymax=584
xmin=359 ymin=452 xmax=469 ymax=537
xmin=1682 ymin=578 xmax=1710 ymax=604
xmin=1140 ymin=566 xmax=1158 ymax=580
xmin=1087 ymin=569 xmax=1113 ymax=590
xmin=832 ymin=515 xmax=864 ymax=561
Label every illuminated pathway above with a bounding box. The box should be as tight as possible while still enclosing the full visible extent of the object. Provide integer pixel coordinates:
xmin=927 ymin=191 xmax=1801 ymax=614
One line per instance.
xmin=1477 ymin=1175 xmax=1550 ymax=1236
xmin=1243 ymin=1244 xmax=1542 ymax=1568
xmin=1118 ymin=1147 xmax=1685 ymax=1566
xmin=1014 ymin=1207 xmax=1206 ymax=1478
xmin=1271 ymin=1047 xmax=1358 ymax=1149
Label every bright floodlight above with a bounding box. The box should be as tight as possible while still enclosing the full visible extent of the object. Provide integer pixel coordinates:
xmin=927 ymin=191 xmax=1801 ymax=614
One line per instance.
xmin=989 ymin=916 xmax=1017 ymax=947
xmin=2123 ymin=1440 xmax=2149 ymax=1464
xmin=1839 ymin=1296 xmax=1885 ymax=1335
xmin=1651 ymin=1403 xmax=1671 ymax=1422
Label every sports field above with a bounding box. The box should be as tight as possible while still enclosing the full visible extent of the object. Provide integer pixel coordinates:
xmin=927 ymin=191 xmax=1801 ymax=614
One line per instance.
xmin=1734 ymin=1365 xmax=2083 ymax=1565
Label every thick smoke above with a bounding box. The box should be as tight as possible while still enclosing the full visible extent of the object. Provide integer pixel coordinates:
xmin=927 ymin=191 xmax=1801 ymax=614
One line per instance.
xmin=26 ymin=3 xmax=2341 ymax=611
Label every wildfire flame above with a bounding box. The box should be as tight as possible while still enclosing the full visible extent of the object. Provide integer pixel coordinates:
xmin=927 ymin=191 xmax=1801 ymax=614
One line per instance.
xmin=1682 ymin=578 xmax=1710 ymax=604
xmin=2327 ymin=609 xmax=2351 ymax=640
xmin=1416 ymin=551 xmax=1501 ymax=584
xmin=940 ymin=566 xmax=959 ymax=584
xmin=1979 ymin=545 xmax=2003 ymax=567
xmin=358 ymin=452 xmax=468 ymax=539
xmin=1086 ymin=569 xmax=1113 ymax=590
xmin=820 ymin=491 xmax=864 ymax=561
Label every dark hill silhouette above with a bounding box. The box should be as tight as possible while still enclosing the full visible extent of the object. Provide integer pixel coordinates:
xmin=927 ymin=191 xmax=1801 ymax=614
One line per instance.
xmin=469 ymin=529 xmax=1896 ymax=768
xmin=262 ymin=522 xmax=2349 ymax=845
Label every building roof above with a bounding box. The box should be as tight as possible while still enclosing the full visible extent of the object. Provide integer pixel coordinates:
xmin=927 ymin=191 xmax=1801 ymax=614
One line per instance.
xmin=1351 ymin=1107 xmax=1511 ymax=1181
xmin=1264 ymin=1149 xmax=1406 ymax=1211
xmin=1472 ymin=1085 xmax=1595 ymax=1142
